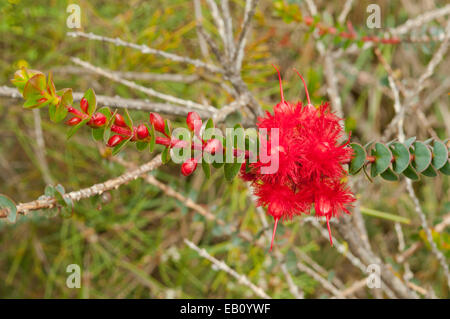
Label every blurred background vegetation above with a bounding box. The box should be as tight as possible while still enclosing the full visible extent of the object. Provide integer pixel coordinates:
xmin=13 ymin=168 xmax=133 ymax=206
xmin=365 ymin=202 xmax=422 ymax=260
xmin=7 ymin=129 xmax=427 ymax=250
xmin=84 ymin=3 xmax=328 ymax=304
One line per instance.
xmin=0 ymin=0 xmax=448 ymax=298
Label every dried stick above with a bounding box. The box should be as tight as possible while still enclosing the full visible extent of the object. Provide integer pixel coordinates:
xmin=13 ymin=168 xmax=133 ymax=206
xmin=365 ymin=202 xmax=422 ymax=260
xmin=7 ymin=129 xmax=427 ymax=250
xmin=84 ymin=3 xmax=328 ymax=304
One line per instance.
xmin=67 ymin=31 xmax=222 ymax=74
xmin=405 ymin=180 xmax=450 ymax=289
xmin=53 ymin=66 xmax=199 ymax=83
xmin=70 ymin=57 xmax=217 ymax=113
xmin=391 ymin=4 xmax=450 ymax=36
xmin=296 ymin=262 xmax=345 ymax=298
xmin=337 ymin=0 xmax=354 ymax=24
xmin=184 ymin=238 xmax=271 ymax=299
xmin=0 ymin=155 xmax=163 ymax=218
xmin=32 ymin=109 xmax=54 ymax=185
xmin=234 ymin=0 xmax=259 ymax=71
xmin=0 ymin=85 xmax=214 ymax=118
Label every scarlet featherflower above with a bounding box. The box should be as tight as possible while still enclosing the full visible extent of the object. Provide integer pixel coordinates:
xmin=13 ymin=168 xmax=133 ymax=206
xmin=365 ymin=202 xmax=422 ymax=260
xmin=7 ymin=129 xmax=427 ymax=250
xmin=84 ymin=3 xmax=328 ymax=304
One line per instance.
xmin=241 ymin=65 xmax=355 ymax=250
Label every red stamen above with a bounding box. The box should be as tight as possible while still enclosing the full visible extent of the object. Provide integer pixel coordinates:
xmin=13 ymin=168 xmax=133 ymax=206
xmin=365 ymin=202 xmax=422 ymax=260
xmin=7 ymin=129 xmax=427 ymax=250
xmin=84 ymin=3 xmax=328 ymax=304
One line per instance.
xmin=293 ymin=69 xmax=311 ymax=106
xmin=326 ymin=216 xmax=333 ymax=246
xmin=270 ymin=217 xmax=279 ymax=252
xmin=271 ymin=64 xmax=285 ymax=103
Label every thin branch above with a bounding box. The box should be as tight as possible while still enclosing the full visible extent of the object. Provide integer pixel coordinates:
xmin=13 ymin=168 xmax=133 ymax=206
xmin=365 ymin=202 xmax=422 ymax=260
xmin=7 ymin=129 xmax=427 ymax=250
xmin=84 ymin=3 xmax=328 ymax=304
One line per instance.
xmin=234 ymin=0 xmax=259 ymax=71
xmin=193 ymin=0 xmax=210 ymax=59
xmin=391 ymin=4 xmax=450 ymax=36
xmin=0 ymin=85 xmax=214 ymax=117
xmin=53 ymin=66 xmax=199 ymax=83
xmin=0 ymin=155 xmax=163 ymax=218
xmin=71 ymin=57 xmax=217 ymax=114
xmin=405 ymin=180 xmax=450 ymax=289
xmin=32 ymin=109 xmax=54 ymax=185
xmin=184 ymin=238 xmax=271 ymax=299
xmin=205 ymin=0 xmax=228 ymax=56
xmin=221 ymin=0 xmax=236 ymax=58
xmin=324 ymin=53 xmax=344 ymax=117
xmin=296 ymin=262 xmax=345 ymax=298
xmin=67 ymin=31 xmax=223 ymax=74
xmin=249 ymin=184 xmax=304 ymax=299
xmin=337 ymin=0 xmax=354 ymax=24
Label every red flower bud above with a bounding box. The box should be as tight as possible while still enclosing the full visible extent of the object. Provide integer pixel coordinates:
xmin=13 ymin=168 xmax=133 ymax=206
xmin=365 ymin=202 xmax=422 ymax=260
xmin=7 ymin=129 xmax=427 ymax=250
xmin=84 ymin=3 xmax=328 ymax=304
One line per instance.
xmin=80 ymin=97 xmax=89 ymax=114
xmin=66 ymin=117 xmax=82 ymax=126
xmin=304 ymin=16 xmax=314 ymax=26
xmin=181 ymin=158 xmax=198 ymax=176
xmin=186 ymin=112 xmax=202 ymax=132
xmin=136 ymin=124 xmax=149 ymax=140
xmin=89 ymin=112 xmax=107 ymax=127
xmin=107 ymin=135 xmax=124 ymax=147
xmin=203 ymin=138 xmax=222 ymax=155
xmin=114 ymin=113 xmax=127 ymax=127
xmin=149 ymin=112 xmax=165 ymax=134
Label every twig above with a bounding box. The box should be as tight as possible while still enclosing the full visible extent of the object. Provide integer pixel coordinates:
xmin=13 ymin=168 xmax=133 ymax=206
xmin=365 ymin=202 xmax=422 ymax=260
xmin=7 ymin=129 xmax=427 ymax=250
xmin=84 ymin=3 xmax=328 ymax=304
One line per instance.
xmin=234 ymin=0 xmax=259 ymax=71
xmin=391 ymin=4 xmax=450 ymax=36
xmin=221 ymin=0 xmax=236 ymax=58
xmin=324 ymin=54 xmax=344 ymax=117
xmin=337 ymin=0 xmax=354 ymax=24
xmin=296 ymin=262 xmax=345 ymax=298
xmin=0 ymin=155 xmax=163 ymax=218
xmin=184 ymin=238 xmax=271 ymax=299
xmin=70 ymin=57 xmax=217 ymax=114
xmin=53 ymin=66 xmax=199 ymax=83
xmin=32 ymin=109 xmax=54 ymax=185
xmin=205 ymin=0 xmax=228 ymax=56
xmin=66 ymin=31 xmax=223 ymax=74
xmin=193 ymin=0 xmax=210 ymax=59
xmin=0 ymin=85 xmax=214 ymax=117
xmin=405 ymin=180 xmax=450 ymax=289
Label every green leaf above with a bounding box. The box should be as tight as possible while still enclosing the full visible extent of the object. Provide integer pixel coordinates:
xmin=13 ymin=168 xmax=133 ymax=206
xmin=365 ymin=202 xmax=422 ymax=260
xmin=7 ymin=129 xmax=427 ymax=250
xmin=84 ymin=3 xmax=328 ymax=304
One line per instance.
xmin=92 ymin=128 xmax=104 ymax=141
xmin=23 ymin=94 xmax=49 ymax=109
xmin=390 ymin=142 xmax=410 ymax=174
xmin=103 ymin=109 xmax=117 ymax=143
xmin=412 ymin=141 xmax=432 ymax=173
xmin=421 ymin=164 xmax=437 ymax=177
xmin=11 ymin=68 xmax=42 ymax=94
xmin=380 ymin=168 xmax=398 ymax=181
xmin=349 ymin=143 xmax=366 ymax=174
xmin=123 ymin=109 xmax=133 ymax=129
xmin=136 ymin=141 xmax=148 ymax=151
xmin=58 ymin=88 xmax=73 ymax=108
xmin=402 ymin=165 xmax=420 ymax=180
xmin=202 ymin=160 xmax=211 ymax=179
xmin=404 ymin=136 xmax=416 ymax=148
xmin=49 ymin=102 xmax=68 ymax=123
xmin=161 ymin=147 xmax=171 ymax=164
xmin=212 ymin=161 xmax=225 ymax=169
xmin=0 ymin=194 xmax=17 ymax=223
xmin=432 ymin=140 xmax=448 ymax=170
xmin=83 ymin=88 xmax=97 ymax=116
xmin=47 ymin=72 xmax=56 ymax=96
xmin=360 ymin=206 xmax=410 ymax=224
xmin=205 ymin=118 xmax=214 ymax=130
xmin=147 ymin=123 xmax=156 ymax=152
xmin=164 ymin=119 xmax=172 ymax=136
xmin=224 ymin=162 xmax=241 ymax=182
xmin=23 ymin=73 xmax=46 ymax=99
xmin=370 ymin=142 xmax=392 ymax=177
xmin=67 ymin=118 xmax=89 ymax=139
xmin=112 ymin=138 xmax=131 ymax=156
xmin=439 ymin=160 xmax=450 ymax=175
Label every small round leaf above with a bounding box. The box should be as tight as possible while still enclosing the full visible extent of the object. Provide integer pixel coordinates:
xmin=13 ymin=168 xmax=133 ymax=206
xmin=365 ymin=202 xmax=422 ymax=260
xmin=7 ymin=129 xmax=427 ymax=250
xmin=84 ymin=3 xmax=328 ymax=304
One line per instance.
xmin=412 ymin=141 xmax=432 ymax=173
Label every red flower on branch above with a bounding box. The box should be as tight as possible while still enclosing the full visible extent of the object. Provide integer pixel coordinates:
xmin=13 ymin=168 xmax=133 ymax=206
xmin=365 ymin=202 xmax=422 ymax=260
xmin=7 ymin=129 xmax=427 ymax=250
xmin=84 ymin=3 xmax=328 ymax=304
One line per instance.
xmin=241 ymin=66 xmax=355 ymax=250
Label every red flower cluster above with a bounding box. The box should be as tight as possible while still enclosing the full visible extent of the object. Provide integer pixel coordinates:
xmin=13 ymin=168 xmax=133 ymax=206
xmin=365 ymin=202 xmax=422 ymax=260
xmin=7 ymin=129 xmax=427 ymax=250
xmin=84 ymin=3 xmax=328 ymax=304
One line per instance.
xmin=241 ymin=66 xmax=355 ymax=250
